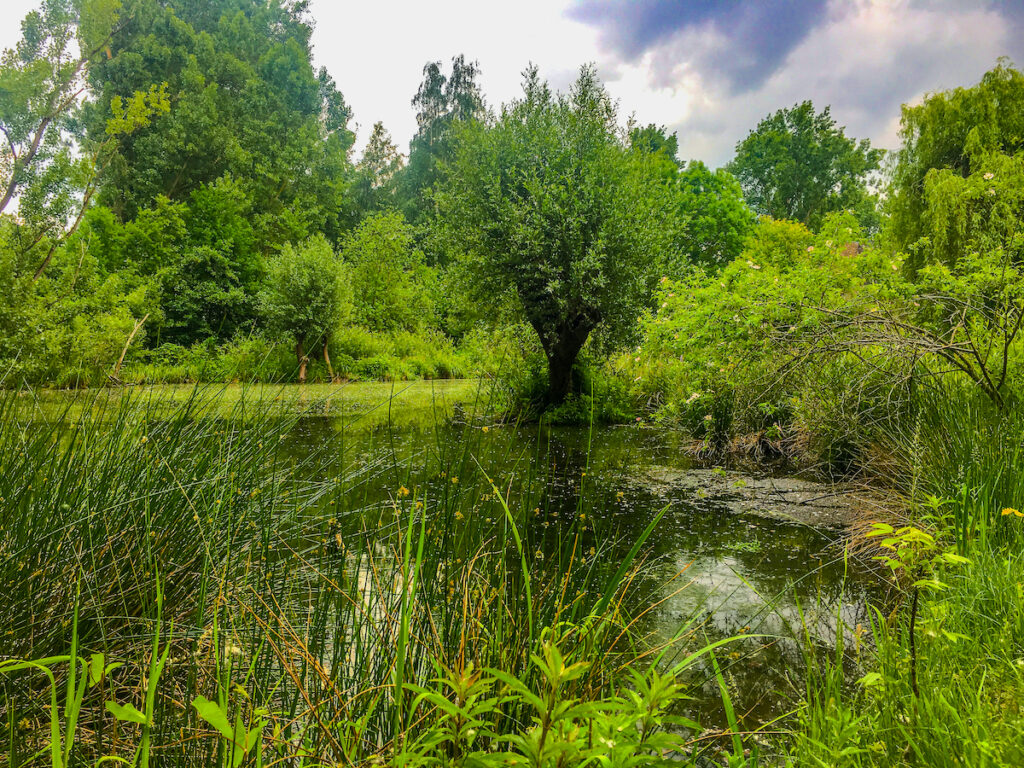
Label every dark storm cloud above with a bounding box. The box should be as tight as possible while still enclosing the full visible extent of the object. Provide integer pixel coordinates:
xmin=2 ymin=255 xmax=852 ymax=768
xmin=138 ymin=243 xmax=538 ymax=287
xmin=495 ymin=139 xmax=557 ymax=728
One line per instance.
xmin=567 ymin=0 xmax=830 ymax=92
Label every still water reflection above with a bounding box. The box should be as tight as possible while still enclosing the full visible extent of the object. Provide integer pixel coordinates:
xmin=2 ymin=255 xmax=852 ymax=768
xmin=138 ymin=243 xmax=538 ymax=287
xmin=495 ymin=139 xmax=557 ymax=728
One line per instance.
xmin=280 ymin=413 xmax=883 ymax=728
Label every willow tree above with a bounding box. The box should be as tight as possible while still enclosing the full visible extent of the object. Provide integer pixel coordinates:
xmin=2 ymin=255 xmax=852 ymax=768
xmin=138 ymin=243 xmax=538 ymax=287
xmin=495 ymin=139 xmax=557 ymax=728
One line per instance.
xmin=435 ymin=65 xmax=670 ymax=404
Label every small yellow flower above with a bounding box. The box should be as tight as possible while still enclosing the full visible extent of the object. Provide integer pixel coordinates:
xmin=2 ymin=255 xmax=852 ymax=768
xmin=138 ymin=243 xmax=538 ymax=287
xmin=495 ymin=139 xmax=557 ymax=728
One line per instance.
xmin=397 ymin=485 xmax=410 ymax=497
xmin=454 ymin=511 xmax=464 ymax=521
xmin=616 ymin=491 xmax=624 ymax=501
xmin=1002 ymin=507 xmax=1023 ymax=517
xmin=451 ymin=476 xmax=458 ymax=484
xmin=481 ymin=425 xmax=490 ymax=433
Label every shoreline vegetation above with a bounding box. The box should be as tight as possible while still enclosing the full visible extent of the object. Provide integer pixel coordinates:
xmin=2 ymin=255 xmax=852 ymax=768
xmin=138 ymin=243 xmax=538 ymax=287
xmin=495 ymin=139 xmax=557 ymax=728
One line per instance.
xmin=2 ymin=382 xmax=1023 ymax=766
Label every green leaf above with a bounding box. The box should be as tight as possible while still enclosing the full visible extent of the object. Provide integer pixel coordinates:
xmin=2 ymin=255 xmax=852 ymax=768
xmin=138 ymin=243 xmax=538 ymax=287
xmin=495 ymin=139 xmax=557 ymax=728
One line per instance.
xmin=192 ymin=696 xmax=234 ymax=740
xmin=89 ymin=653 xmax=105 ymax=687
xmin=857 ymin=672 xmax=883 ymax=688
xmin=105 ymin=701 xmax=148 ymax=725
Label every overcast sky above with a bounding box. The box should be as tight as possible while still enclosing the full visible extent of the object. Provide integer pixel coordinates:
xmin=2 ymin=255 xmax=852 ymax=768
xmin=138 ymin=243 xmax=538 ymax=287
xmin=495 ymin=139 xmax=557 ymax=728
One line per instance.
xmin=3 ymin=0 xmax=1022 ymax=167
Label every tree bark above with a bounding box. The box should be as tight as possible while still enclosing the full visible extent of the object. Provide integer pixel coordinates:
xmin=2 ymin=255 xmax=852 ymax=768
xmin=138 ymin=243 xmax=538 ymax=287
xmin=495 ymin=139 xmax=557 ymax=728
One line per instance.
xmin=322 ymin=335 xmax=334 ymax=382
xmin=544 ymin=322 xmax=592 ymax=406
xmin=296 ymin=337 xmax=308 ymax=384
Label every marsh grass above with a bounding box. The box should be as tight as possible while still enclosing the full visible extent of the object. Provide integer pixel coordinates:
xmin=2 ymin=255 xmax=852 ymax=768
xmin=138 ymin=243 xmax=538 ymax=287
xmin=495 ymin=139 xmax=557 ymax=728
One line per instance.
xmin=0 ymin=386 xmax=752 ymax=766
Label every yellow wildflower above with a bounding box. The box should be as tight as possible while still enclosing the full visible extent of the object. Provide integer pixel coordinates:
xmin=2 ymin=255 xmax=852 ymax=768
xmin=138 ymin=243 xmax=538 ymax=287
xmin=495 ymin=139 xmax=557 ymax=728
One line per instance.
xmin=1002 ymin=507 xmax=1023 ymax=517
xmin=397 ymin=485 xmax=410 ymax=498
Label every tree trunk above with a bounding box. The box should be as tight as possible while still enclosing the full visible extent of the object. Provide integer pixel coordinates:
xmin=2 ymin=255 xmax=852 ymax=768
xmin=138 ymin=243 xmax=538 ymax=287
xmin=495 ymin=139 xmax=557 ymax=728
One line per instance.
xmin=322 ymin=335 xmax=334 ymax=382
xmin=296 ymin=337 xmax=308 ymax=384
xmin=544 ymin=323 xmax=592 ymax=406
xmin=110 ymin=313 xmax=149 ymax=383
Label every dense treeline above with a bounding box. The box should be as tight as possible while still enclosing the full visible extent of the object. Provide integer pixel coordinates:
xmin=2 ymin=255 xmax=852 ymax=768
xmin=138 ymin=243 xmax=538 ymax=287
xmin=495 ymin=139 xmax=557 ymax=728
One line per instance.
xmin=3 ymin=1 xmax=1024 ymax=435
xmin=0 ymin=0 xmax=872 ymax=398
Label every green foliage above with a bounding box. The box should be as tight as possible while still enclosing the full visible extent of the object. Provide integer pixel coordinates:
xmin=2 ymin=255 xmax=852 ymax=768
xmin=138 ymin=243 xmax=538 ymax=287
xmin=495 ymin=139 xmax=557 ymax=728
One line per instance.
xmin=729 ymin=100 xmax=882 ymax=231
xmin=0 ymin=0 xmax=113 ymax=225
xmin=261 ymin=234 xmax=351 ymax=380
xmin=400 ymin=55 xmax=485 ymax=224
xmin=353 ymin=121 xmax=404 ymax=214
xmin=673 ymin=161 xmax=755 ymax=270
xmin=888 ymin=60 xmax=1024 ymax=267
xmin=82 ymin=177 xmax=264 ymax=345
xmin=638 ymin=213 xmax=892 ymax=402
xmin=793 ymin=551 xmax=1024 ymax=768
xmin=343 ymin=211 xmax=435 ymax=333
xmin=84 ymin=0 xmax=354 ymax=242
xmin=629 ymin=122 xmax=681 ymax=179
xmin=436 ymin=65 xmax=672 ymax=403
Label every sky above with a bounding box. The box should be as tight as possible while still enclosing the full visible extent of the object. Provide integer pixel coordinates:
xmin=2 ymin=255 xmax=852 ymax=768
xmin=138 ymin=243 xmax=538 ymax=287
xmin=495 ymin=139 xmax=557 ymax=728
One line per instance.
xmin=2 ymin=0 xmax=1022 ymax=167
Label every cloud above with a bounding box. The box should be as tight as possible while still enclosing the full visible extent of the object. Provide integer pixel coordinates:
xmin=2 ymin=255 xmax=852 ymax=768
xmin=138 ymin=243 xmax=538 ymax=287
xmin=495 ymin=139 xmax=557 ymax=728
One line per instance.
xmin=572 ymin=0 xmax=1024 ymax=167
xmin=568 ymin=0 xmax=830 ymax=92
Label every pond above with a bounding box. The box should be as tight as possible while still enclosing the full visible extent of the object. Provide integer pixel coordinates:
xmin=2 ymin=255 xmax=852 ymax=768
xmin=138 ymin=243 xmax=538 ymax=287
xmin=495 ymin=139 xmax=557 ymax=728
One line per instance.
xmin=269 ymin=388 xmax=884 ymax=730
xmin=20 ymin=381 xmax=886 ymax=731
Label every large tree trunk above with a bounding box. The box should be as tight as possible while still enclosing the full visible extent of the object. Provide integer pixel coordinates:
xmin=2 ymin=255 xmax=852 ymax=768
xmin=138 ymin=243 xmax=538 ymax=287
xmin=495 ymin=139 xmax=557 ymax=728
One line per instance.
xmin=544 ymin=322 xmax=592 ymax=406
xmin=296 ymin=337 xmax=308 ymax=384
xmin=322 ymin=335 xmax=334 ymax=382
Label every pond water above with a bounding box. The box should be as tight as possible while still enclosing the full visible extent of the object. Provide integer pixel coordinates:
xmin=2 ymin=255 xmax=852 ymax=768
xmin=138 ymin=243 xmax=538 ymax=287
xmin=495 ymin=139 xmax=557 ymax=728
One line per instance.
xmin=277 ymin=405 xmax=884 ymax=730
xmin=21 ymin=382 xmax=886 ymax=730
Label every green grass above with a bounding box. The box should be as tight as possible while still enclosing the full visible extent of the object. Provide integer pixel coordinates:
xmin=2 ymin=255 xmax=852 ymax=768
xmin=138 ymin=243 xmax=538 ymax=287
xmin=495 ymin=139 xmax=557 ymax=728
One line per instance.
xmin=0 ymin=387 xmax=752 ymax=767
xmin=14 ymin=379 xmax=490 ymax=431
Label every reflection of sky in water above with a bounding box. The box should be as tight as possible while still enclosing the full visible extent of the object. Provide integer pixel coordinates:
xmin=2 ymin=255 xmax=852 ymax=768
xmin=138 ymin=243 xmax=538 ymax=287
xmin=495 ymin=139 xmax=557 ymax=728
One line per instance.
xmin=281 ymin=417 xmax=884 ymax=727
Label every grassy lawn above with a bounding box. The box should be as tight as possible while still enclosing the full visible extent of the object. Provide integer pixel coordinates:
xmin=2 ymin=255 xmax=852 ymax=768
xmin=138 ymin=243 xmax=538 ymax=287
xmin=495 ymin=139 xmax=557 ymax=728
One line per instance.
xmin=10 ymin=378 xmax=495 ymax=430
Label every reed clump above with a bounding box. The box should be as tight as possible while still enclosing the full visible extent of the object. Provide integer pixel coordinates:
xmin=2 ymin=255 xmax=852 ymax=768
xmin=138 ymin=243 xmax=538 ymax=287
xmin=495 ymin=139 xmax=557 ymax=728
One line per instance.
xmin=1 ymin=389 xmax=750 ymax=767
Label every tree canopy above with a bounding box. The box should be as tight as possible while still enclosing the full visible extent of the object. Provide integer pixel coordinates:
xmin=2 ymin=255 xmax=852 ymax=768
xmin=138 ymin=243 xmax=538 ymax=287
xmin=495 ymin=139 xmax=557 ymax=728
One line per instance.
xmin=728 ymin=100 xmax=882 ymax=232
xmin=887 ymin=60 xmax=1024 ymax=271
xmin=261 ymin=234 xmax=350 ymax=383
xmin=435 ymin=65 xmax=671 ymax=403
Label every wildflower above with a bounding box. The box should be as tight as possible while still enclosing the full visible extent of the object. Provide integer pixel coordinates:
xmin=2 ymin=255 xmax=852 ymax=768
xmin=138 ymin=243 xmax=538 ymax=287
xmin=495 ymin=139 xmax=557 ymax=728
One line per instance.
xmin=984 ymin=172 xmax=994 ymax=180
xmin=825 ymin=240 xmax=833 ymax=247
xmin=481 ymin=425 xmax=489 ymax=433
xmin=807 ymin=246 xmax=814 ymax=252
xmin=223 ymin=644 xmax=242 ymax=659
xmin=397 ymin=485 xmax=410 ymax=498
xmin=455 ymin=511 xmax=464 ymax=521
xmin=660 ymin=276 xmax=668 ymax=284
xmin=451 ymin=476 xmax=458 ymax=484
xmin=988 ymin=188 xmax=996 ymax=196
xmin=140 ymin=435 xmax=148 ymax=444
xmin=1001 ymin=507 xmax=1023 ymax=517
xmin=746 ymin=260 xmax=761 ymax=270
xmin=616 ymin=491 xmax=625 ymax=501
xmin=589 ymin=547 xmax=596 ymax=556
xmin=686 ymin=392 xmax=700 ymax=404
xmin=704 ymin=414 xmax=712 ymax=421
